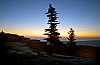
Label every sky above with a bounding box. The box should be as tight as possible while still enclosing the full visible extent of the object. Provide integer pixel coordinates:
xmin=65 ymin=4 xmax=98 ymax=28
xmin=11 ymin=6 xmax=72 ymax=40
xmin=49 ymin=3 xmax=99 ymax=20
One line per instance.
xmin=0 ymin=0 xmax=100 ymax=38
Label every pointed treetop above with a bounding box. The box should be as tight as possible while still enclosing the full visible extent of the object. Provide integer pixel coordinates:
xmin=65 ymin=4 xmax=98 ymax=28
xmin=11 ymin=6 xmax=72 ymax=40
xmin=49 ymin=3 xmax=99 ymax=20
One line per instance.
xmin=49 ymin=4 xmax=55 ymax=10
xmin=70 ymin=28 xmax=74 ymax=32
xmin=49 ymin=4 xmax=52 ymax=8
xmin=1 ymin=28 xmax=3 ymax=32
xmin=1 ymin=28 xmax=4 ymax=32
xmin=49 ymin=4 xmax=54 ymax=8
xmin=70 ymin=28 xmax=72 ymax=30
xmin=0 ymin=28 xmax=5 ymax=34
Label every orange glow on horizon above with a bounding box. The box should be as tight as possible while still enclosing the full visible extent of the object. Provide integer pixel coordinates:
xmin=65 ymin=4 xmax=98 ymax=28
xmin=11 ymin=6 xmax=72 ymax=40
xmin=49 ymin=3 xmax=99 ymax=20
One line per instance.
xmin=77 ymin=33 xmax=100 ymax=38
xmin=2 ymin=29 xmax=100 ymax=38
xmin=28 ymin=33 xmax=100 ymax=38
xmin=60 ymin=31 xmax=100 ymax=38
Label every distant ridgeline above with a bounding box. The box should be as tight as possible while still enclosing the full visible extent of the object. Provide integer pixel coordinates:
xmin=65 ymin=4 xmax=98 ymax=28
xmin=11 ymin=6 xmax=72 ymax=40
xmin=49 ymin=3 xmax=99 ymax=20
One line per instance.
xmin=0 ymin=31 xmax=30 ymax=43
xmin=0 ymin=30 xmax=47 ymax=49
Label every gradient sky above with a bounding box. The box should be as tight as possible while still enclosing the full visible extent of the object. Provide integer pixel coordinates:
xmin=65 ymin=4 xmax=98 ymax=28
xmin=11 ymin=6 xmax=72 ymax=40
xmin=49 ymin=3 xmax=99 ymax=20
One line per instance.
xmin=0 ymin=0 xmax=100 ymax=38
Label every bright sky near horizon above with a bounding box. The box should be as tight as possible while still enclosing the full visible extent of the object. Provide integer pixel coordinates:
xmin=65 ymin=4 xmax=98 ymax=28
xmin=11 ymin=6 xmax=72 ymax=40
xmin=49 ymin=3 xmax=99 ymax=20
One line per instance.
xmin=0 ymin=0 xmax=100 ymax=38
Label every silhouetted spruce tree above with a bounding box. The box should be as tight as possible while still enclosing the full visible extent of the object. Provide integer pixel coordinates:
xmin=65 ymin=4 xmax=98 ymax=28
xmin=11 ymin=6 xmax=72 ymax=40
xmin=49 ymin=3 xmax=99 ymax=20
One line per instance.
xmin=44 ymin=4 xmax=61 ymax=45
xmin=67 ymin=28 xmax=76 ymax=45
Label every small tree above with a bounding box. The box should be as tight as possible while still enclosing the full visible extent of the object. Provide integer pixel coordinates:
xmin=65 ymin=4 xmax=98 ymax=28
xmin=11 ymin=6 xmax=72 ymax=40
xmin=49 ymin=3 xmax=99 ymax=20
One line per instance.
xmin=67 ymin=28 xmax=76 ymax=45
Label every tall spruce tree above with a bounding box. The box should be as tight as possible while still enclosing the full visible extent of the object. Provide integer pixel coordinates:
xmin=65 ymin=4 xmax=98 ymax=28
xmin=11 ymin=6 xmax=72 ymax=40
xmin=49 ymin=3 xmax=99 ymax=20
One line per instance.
xmin=44 ymin=4 xmax=60 ymax=45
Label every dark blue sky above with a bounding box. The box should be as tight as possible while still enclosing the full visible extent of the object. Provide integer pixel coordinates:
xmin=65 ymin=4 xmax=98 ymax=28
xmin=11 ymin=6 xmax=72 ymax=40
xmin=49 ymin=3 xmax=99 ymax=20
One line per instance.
xmin=0 ymin=0 xmax=100 ymax=37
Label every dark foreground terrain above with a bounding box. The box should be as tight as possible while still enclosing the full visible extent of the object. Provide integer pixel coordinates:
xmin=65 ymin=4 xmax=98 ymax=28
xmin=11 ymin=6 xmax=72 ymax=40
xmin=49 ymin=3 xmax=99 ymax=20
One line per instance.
xmin=1 ymin=53 xmax=96 ymax=65
xmin=0 ymin=41 xmax=97 ymax=65
xmin=0 ymin=40 xmax=98 ymax=65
